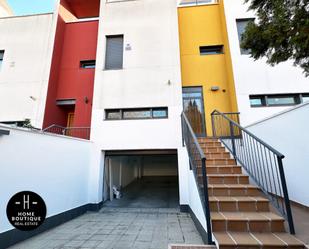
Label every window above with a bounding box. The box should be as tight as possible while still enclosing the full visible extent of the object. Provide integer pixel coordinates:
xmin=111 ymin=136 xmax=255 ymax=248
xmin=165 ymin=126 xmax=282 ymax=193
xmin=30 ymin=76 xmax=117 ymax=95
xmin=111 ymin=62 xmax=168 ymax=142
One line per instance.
xmin=105 ymin=35 xmax=124 ymax=70
xmin=0 ymin=50 xmax=4 ymax=70
xmin=80 ymin=60 xmax=96 ymax=69
xmin=236 ymin=19 xmax=254 ymax=55
xmin=249 ymin=96 xmax=265 ymax=107
xmin=105 ymin=107 xmax=168 ymax=120
xmin=200 ymin=45 xmax=224 ymax=55
xmin=249 ymin=93 xmax=309 ymax=107
xmin=267 ymin=95 xmax=299 ymax=106
xmin=301 ymin=94 xmax=309 ymax=103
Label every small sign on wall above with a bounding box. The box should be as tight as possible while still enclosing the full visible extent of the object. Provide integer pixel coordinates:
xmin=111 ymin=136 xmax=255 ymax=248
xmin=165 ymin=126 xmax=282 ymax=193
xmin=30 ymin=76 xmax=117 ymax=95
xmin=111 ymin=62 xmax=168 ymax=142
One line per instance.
xmin=125 ymin=44 xmax=132 ymax=51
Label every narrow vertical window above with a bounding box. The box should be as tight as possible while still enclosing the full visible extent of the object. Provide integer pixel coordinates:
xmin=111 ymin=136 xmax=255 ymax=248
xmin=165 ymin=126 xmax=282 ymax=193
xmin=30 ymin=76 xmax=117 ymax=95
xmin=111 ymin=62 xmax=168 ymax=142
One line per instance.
xmin=105 ymin=35 xmax=124 ymax=70
xmin=236 ymin=19 xmax=254 ymax=55
xmin=0 ymin=50 xmax=4 ymax=70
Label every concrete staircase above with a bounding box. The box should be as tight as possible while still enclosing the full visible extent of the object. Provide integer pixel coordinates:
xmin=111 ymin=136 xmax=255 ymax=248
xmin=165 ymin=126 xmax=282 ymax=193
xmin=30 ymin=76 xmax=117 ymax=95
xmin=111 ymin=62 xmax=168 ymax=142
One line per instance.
xmin=197 ymin=137 xmax=305 ymax=249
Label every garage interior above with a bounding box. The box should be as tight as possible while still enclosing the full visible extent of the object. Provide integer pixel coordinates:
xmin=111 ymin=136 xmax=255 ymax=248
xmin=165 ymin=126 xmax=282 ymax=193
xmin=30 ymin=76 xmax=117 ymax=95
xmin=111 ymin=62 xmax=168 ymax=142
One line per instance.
xmin=103 ymin=150 xmax=179 ymax=208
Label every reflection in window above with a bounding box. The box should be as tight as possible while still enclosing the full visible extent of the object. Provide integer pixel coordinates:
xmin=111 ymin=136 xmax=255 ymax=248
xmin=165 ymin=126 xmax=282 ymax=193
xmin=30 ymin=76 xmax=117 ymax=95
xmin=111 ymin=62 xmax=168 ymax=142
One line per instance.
xmin=236 ymin=18 xmax=255 ymax=55
xmin=123 ymin=109 xmax=151 ymax=119
xmin=250 ymin=97 xmax=264 ymax=107
xmin=80 ymin=60 xmax=96 ymax=69
xmin=0 ymin=50 xmax=4 ymax=70
xmin=267 ymin=96 xmax=297 ymax=106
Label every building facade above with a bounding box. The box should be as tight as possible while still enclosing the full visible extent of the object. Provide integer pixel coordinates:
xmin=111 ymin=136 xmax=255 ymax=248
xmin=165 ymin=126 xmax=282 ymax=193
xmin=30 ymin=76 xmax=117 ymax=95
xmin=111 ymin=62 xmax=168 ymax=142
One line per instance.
xmin=0 ymin=1 xmax=308 ymax=248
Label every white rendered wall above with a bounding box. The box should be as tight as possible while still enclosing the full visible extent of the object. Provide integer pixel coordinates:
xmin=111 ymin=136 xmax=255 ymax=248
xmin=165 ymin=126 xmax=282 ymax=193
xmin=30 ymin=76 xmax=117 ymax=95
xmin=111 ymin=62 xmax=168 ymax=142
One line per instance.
xmin=0 ymin=125 xmax=94 ymax=233
xmin=247 ymin=103 xmax=309 ymax=207
xmin=0 ymin=13 xmax=56 ymax=128
xmin=224 ymin=0 xmax=309 ymax=126
xmin=91 ymin=0 xmax=183 ymax=150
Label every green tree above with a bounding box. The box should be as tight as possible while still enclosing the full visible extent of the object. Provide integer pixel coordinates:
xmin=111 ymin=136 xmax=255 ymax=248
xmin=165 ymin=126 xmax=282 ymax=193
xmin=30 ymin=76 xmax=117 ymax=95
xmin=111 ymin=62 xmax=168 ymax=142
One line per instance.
xmin=241 ymin=0 xmax=309 ymax=76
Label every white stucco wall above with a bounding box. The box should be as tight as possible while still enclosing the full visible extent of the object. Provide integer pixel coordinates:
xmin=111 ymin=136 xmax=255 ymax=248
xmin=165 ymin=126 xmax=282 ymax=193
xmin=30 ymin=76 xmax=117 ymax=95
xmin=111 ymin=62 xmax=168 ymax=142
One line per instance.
xmin=224 ymin=0 xmax=309 ymax=126
xmin=91 ymin=0 xmax=183 ymax=150
xmin=247 ymin=103 xmax=309 ymax=207
xmin=0 ymin=13 xmax=56 ymax=128
xmin=0 ymin=125 xmax=94 ymax=233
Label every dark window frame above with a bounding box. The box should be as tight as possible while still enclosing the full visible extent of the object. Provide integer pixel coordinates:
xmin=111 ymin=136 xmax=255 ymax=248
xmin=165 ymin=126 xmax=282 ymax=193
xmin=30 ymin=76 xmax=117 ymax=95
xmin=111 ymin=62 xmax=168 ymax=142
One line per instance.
xmin=199 ymin=45 xmax=224 ymax=55
xmin=236 ymin=18 xmax=255 ymax=55
xmin=80 ymin=60 xmax=96 ymax=69
xmin=105 ymin=34 xmax=124 ymax=70
xmin=105 ymin=107 xmax=168 ymax=120
xmin=249 ymin=93 xmax=307 ymax=107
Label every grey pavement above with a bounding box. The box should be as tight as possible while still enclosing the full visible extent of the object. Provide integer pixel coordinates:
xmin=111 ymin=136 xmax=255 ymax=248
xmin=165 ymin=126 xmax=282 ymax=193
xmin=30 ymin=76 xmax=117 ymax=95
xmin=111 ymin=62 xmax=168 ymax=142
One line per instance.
xmin=7 ymin=207 xmax=204 ymax=249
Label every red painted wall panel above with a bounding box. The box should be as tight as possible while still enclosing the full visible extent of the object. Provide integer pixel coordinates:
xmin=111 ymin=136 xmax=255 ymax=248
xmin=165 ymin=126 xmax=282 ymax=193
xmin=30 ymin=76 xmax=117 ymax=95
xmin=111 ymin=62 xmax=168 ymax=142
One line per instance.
xmin=43 ymin=18 xmax=99 ymax=133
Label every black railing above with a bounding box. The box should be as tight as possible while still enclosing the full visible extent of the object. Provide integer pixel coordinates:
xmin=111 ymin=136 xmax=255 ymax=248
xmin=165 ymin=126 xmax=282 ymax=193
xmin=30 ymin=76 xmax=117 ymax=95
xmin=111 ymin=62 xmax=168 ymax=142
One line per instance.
xmin=43 ymin=125 xmax=91 ymax=140
xmin=211 ymin=110 xmax=295 ymax=234
xmin=181 ymin=112 xmax=214 ymax=245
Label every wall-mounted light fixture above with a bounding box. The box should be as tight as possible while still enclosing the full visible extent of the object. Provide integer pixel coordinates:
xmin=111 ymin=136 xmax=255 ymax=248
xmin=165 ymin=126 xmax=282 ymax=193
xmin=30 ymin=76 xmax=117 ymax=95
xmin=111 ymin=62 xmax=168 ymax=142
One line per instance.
xmin=210 ymin=86 xmax=220 ymax=92
xmin=84 ymin=97 xmax=89 ymax=104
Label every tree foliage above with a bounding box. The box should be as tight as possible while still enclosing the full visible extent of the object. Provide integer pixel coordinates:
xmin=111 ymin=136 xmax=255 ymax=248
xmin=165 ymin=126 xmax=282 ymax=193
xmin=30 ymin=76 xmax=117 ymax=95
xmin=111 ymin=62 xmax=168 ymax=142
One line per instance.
xmin=241 ymin=0 xmax=309 ymax=76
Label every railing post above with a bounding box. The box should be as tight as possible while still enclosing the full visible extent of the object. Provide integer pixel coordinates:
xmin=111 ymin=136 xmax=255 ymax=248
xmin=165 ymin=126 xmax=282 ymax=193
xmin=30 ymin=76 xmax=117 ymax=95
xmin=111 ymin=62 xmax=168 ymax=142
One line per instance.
xmin=277 ymin=156 xmax=295 ymax=234
xmin=211 ymin=113 xmax=216 ymax=138
xmin=201 ymin=158 xmax=214 ymax=245
xmin=229 ymin=121 xmax=236 ymax=159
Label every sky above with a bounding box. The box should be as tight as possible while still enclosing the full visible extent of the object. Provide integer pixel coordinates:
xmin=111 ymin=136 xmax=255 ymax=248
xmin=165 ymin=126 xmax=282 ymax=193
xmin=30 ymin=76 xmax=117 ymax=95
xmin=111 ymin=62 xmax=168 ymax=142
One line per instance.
xmin=7 ymin=0 xmax=56 ymax=16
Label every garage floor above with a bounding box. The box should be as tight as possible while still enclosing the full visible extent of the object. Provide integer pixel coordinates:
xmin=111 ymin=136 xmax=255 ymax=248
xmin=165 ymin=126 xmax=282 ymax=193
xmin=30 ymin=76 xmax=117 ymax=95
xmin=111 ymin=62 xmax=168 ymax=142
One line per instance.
xmin=104 ymin=176 xmax=179 ymax=208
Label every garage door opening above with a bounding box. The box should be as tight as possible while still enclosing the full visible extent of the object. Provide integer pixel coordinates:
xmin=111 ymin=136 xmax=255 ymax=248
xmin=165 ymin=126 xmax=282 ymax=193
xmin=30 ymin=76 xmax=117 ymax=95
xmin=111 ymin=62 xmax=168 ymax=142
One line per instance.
xmin=103 ymin=150 xmax=179 ymax=208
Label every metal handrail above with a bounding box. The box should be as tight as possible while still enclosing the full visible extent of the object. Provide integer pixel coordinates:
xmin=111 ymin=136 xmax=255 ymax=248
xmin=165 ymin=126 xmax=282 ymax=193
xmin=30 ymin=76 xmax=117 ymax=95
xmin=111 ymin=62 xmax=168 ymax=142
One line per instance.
xmin=211 ymin=110 xmax=295 ymax=234
xmin=181 ymin=112 xmax=214 ymax=245
xmin=211 ymin=110 xmax=284 ymax=158
xmin=43 ymin=124 xmax=91 ymax=140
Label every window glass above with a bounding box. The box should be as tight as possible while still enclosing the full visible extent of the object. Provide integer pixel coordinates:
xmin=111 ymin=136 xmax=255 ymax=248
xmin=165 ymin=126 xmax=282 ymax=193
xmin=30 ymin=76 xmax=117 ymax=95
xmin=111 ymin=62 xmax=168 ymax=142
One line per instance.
xmin=250 ymin=97 xmax=264 ymax=107
xmin=200 ymin=45 xmax=223 ymax=55
xmin=302 ymin=95 xmax=309 ymax=103
xmin=80 ymin=60 xmax=95 ymax=69
xmin=152 ymin=108 xmax=168 ymax=118
xmin=0 ymin=50 xmax=4 ymax=70
xmin=123 ymin=109 xmax=151 ymax=119
xmin=106 ymin=110 xmax=121 ymax=120
xmin=267 ymin=96 xmax=297 ymax=106
xmin=236 ymin=19 xmax=254 ymax=55
xmin=105 ymin=35 xmax=124 ymax=70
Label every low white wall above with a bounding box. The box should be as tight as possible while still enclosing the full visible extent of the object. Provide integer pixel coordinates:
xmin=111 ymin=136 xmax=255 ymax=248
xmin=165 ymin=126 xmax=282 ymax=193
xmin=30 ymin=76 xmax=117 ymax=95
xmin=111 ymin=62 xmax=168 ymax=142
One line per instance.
xmin=247 ymin=103 xmax=309 ymax=207
xmin=0 ymin=126 xmax=93 ymax=233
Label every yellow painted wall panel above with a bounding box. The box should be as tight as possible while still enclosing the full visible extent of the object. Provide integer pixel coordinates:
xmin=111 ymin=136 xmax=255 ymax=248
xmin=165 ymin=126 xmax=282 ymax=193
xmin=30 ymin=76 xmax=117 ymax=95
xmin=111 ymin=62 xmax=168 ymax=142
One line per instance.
xmin=178 ymin=3 xmax=238 ymax=135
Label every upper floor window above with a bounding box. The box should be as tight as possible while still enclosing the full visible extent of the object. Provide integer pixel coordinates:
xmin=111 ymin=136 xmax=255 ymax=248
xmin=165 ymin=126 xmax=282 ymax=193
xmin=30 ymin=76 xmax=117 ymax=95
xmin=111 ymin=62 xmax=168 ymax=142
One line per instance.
xmin=0 ymin=50 xmax=4 ymax=70
xmin=200 ymin=45 xmax=224 ymax=55
xmin=80 ymin=60 xmax=96 ymax=69
xmin=105 ymin=35 xmax=124 ymax=70
xmin=249 ymin=93 xmax=309 ymax=107
xmin=236 ymin=18 xmax=255 ymax=55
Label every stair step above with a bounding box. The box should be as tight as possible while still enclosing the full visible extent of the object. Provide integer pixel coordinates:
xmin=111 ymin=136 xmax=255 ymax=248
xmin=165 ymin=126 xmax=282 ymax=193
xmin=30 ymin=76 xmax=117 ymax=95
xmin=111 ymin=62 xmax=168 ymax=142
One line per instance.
xmin=209 ymin=196 xmax=269 ymax=212
xmin=200 ymin=141 xmax=222 ymax=147
xmin=206 ymin=174 xmax=249 ymax=184
xmin=214 ymin=232 xmax=305 ymax=249
xmin=205 ymin=152 xmax=231 ymax=159
xmin=208 ymin=184 xmax=262 ymax=197
xmin=169 ymin=245 xmax=217 ymax=249
xmin=203 ymin=166 xmax=242 ymax=175
xmin=211 ymin=212 xmax=285 ymax=232
xmin=204 ymin=147 xmax=226 ymax=153
xmin=207 ymin=159 xmax=236 ymax=166
xmin=198 ymin=137 xmax=218 ymax=143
